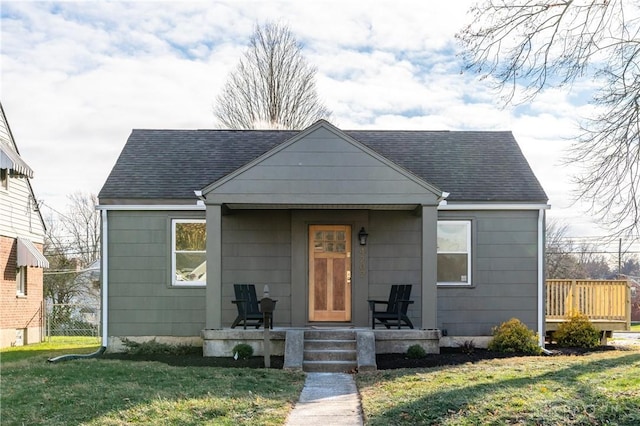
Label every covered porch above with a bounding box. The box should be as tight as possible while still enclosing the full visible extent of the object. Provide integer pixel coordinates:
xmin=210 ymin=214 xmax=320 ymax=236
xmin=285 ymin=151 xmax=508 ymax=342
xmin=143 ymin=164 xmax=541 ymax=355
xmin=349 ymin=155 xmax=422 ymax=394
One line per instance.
xmin=200 ymin=122 xmax=445 ymax=333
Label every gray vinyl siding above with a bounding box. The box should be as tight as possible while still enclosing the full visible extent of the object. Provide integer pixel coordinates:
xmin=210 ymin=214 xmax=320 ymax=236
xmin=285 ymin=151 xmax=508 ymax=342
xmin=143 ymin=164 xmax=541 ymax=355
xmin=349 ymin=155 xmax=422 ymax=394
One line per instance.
xmin=437 ymin=210 xmax=540 ymax=336
xmin=107 ymin=210 xmax=206 ymax=336
xmin=206 ymin=126 xmax=440 ymax=206
xmin=220 ymin=210 xmax=292 ymax=326
xmin=368 ymin=210 xmax=422 ymax=327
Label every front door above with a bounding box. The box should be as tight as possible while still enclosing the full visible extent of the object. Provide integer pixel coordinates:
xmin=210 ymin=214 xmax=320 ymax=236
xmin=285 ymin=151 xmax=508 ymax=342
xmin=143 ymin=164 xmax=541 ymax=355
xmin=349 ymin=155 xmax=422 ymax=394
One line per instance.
xmin=309 ymin=225 xmax=352 ymax=322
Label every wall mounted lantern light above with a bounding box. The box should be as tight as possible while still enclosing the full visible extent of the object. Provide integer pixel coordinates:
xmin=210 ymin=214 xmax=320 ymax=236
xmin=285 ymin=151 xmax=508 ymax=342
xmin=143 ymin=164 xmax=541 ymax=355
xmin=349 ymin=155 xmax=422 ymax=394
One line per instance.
xmin=358 ymin=227 xmax=369 ymax=246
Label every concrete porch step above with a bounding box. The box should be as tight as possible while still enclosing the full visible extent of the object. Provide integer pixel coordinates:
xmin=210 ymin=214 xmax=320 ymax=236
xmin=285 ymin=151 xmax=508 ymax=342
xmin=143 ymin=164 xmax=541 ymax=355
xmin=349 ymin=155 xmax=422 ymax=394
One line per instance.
xmin=304 ymin=349 xmax=357 ymax=362
xmin=302 ymin=329 xmax=358 ymax=372
xmin=304 ymin=330 xmax=356 ymax=340
xmin=304 ymin=339 xmax=356 ymax=351
xmin=303 ymin=360 xmax=358 ymax=373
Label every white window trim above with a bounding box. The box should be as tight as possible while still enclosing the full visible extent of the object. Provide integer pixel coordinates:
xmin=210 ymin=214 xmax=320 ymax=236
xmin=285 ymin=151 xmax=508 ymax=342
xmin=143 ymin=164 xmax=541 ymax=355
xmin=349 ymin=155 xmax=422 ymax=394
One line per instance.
xmin=16 ymin=266 xmax=26 ymax=296
xmin=437 ymin=220 xmax=472 ymax=286
xmin=171 ymin=219 xmax=206 ymax=287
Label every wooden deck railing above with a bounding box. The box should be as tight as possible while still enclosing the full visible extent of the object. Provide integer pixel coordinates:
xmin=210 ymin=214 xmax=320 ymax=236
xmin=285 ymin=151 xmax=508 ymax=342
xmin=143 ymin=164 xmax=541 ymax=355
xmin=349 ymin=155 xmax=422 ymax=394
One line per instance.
xmin=546 ymin=279 xmax=631 ymax=326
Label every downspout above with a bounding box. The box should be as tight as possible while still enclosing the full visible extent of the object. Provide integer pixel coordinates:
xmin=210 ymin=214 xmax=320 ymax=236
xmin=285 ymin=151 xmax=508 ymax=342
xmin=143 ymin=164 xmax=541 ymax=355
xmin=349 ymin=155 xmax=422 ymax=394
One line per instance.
xmin=48 ymin=209 xmax=109 ymax=362
xmin=101 ymin=208 xmax=108 ymax=349
xmin=537 ymin=208 xmax=546 ymax=349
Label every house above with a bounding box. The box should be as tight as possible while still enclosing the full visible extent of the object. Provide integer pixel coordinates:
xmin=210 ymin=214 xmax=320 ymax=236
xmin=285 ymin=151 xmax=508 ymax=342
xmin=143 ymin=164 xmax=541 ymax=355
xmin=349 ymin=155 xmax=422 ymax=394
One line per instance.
xmin=0 ymin=102 xmax=49 ymax=348
xmin=98 ymin=120 xmax=548 ymax=355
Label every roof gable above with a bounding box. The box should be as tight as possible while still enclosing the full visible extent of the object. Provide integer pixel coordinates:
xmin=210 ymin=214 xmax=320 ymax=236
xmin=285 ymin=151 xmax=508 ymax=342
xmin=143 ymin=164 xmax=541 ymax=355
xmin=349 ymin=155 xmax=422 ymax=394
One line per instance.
xmin=202 ymin=120 xmax=442 ymax=206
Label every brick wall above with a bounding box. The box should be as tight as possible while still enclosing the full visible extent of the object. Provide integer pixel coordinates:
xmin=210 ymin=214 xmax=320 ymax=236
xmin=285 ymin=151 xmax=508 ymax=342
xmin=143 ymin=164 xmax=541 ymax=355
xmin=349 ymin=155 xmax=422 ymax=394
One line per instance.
xmin=0 ymin=235 xmax=44 ymax=347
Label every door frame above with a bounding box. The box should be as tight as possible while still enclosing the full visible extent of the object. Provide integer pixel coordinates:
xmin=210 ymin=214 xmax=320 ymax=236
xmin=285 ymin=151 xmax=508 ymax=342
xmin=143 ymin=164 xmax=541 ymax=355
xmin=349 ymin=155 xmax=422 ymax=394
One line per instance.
xmin=308 ymin=224 xmax=352 ymax=322
xmin=290 ymin=211 xmax=368 ymax=327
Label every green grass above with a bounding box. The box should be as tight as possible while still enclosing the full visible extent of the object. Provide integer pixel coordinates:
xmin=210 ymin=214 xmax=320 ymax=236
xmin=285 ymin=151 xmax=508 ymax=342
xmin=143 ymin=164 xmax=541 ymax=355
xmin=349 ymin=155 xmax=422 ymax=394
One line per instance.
xmin=630 ymin=322 xmax=640 ymax=332
xmin=1 ymin=339 xmax=305 ymax=425
xmin=0 ymin=336 xmax=101 ymax=362
xmin=357 ymin=349 xmax=640 ymax=425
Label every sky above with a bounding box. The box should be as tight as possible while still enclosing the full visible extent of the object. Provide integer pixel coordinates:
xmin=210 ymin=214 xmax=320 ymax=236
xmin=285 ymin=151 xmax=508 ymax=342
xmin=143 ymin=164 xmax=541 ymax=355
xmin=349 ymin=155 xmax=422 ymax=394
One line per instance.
xmin=1 ymin=1 xmax=635 ymax=252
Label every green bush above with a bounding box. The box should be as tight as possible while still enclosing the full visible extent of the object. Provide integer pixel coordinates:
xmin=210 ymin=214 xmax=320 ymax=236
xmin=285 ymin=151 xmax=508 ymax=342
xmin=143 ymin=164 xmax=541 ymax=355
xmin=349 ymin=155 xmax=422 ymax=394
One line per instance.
xmin=232 ymin=343 xmax=254 ymax=359
xmin=406 ymin=344 xmax=426 ymax=359
xmin=488 ymin=318 xmax=542 ymax=355
xmin=120 ymin=338 xmax=197 ymax=356
xmin=459 ymin=340 xmax=476 ymax=355
xmin=553 ymin=312 xmax=600 ymax=348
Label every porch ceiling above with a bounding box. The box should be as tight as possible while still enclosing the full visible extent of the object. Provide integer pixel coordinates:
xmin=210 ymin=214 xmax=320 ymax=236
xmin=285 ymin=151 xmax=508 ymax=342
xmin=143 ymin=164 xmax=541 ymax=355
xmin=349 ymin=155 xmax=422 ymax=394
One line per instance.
xmin=224 ymin=203 xmax=419 ymax=210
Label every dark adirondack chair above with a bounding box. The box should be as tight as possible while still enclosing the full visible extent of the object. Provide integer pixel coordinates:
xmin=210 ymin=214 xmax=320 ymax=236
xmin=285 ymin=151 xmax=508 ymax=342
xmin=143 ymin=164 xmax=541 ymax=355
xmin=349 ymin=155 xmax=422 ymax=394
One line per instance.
xmin=368 ymin=284 xmax=414 ymax=329
xmin=231 ymin=284 xmax=265 ymax=329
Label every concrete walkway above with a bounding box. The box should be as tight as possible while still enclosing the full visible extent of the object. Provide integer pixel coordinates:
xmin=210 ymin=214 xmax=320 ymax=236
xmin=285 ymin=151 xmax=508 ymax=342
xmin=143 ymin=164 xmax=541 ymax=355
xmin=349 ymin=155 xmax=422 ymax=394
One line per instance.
xmin=285 ymin=372 xmax=363 ymax=426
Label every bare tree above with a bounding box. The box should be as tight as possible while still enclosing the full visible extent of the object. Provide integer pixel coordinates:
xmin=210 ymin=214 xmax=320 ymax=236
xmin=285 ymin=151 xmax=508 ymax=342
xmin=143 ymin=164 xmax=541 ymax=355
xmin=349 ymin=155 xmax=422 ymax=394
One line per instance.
xmin=44 ymin=193 xmax=100 ymax=327
xmin=61 ymin=192 xmax=100 ymax=266
xmin=457 ymin=1 xmax=640 ymax=238
xmin=214 ymin=22 xmax=331 ymax=129
xmin=546 ymin=219 xmax=581 ymax=278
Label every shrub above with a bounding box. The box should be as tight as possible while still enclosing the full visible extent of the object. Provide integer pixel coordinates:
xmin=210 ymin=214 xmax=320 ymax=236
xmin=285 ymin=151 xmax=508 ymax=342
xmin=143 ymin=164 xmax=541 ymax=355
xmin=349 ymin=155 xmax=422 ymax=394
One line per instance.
xmin=459 ymin=340 xmax=476 ymax=355
xmin=406 ymin=344 xmax=426 ymax=359
xmin=553 ymin=312 xmax=600 ymax=348
xmin=488 ymin=318 xmax=542 ymax=355
xmin=120 ymin=338 xmax=197 ymax=356
xmin=232 ymin=343 xmax=254 ymax=359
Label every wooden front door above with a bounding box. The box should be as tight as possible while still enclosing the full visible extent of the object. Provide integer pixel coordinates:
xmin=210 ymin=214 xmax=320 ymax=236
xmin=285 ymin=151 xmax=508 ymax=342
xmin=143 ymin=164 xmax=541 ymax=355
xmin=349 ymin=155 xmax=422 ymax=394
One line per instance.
xmin=309 ymin=225 xmax=352 ymax=322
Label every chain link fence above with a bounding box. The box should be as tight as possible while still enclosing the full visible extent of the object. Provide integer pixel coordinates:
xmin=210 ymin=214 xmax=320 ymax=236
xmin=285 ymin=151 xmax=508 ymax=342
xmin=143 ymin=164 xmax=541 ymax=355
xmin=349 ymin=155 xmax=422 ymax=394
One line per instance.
xmin=46 ymin=303 xmax=101 ymax=340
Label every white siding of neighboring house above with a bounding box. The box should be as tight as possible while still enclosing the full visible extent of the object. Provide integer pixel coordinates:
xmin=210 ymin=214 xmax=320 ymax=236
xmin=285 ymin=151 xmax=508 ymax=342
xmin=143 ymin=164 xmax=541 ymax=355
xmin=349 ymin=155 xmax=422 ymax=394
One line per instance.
xmin=0 ymin=109 xmax=45 ymax=243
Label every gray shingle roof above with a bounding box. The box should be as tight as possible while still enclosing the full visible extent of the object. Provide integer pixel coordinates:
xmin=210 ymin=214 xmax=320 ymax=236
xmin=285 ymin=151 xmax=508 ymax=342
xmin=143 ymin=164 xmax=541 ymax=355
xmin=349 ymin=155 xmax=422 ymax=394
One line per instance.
xmin=98 ymin=127 xmax=547 ymax=203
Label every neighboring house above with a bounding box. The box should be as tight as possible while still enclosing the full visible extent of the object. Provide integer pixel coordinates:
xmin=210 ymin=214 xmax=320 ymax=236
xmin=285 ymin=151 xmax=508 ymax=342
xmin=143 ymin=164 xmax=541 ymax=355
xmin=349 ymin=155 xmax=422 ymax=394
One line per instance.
xmin=0 ymin=102 xmax=49 ymax=348
xmin=98 ymin=120 xmax=548 ymax=351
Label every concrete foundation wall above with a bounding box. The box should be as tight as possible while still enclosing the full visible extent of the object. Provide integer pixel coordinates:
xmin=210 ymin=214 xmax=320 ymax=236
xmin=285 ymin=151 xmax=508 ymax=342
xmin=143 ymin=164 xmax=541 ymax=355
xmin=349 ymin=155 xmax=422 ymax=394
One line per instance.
xmin=374 ymin=329 xmax=441 ymax=354
xmin=106 ymin=335 xmax=203 ymax=353
xmin=202 ymin=329 xmax=286 ymax=357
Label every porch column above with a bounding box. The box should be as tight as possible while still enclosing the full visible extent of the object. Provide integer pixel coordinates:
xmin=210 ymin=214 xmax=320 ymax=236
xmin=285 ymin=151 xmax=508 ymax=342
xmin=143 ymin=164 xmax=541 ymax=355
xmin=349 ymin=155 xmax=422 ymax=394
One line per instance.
xmin=421 ymin=205 xmax=438 ymax=329
xmin=205 ymin=204 xmax=222 ymax=329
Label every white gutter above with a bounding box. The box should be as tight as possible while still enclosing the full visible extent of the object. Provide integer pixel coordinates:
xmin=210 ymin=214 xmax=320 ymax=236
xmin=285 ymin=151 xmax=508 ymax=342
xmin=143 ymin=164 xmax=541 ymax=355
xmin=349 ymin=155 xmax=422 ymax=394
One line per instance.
xmin=537 ymin=208 xmax=545 ymax=348
xmin=439 ymin=203 xmax=550 ymax=211
xmin=101 ymin=209 xmax=108 ymax=348
xmin=96 ymin=204 xmax=205 ymax=211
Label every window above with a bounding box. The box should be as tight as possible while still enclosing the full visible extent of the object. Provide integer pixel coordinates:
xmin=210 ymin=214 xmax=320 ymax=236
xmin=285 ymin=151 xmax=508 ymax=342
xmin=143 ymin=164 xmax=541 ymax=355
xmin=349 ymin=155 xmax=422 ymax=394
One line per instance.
xmin=1 ymin=168 xmax=8 ymax=191
xmin=16 ymin=266 xmax=26 ymax=295
xmin=172 ymin=219 xmax=206 ymax=286
xmin=437 ymin=220 xmax=471 ymax=285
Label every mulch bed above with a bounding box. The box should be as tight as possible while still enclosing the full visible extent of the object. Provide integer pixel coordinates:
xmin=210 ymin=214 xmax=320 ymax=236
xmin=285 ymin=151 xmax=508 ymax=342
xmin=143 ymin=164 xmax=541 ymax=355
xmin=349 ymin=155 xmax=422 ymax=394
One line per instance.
xmin=375 ymin=345 xmax=618 ymax=370
xmin=102 ymin=345 xmax=620 ymax=370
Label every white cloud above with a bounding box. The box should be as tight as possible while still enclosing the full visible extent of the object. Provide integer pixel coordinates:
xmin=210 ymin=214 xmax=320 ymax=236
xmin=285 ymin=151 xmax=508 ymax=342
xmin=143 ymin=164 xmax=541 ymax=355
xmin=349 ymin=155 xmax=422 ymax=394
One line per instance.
xmin=1 ymin=0 xmax=618 ymax=240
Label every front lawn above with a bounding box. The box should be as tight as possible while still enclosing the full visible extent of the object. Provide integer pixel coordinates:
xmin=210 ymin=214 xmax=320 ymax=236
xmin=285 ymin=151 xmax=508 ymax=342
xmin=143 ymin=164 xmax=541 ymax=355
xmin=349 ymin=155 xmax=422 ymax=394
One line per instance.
xmin=358 ymin=348 xmax=640 ymax=425
xmin=1 ymin=341 xmax=305 ymax=425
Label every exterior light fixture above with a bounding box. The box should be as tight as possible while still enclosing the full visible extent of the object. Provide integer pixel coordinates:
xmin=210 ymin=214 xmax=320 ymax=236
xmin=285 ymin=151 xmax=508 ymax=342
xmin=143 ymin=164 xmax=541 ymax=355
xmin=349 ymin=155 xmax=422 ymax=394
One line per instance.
xmin=358 ymin=227 xmax=369 ymax=246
